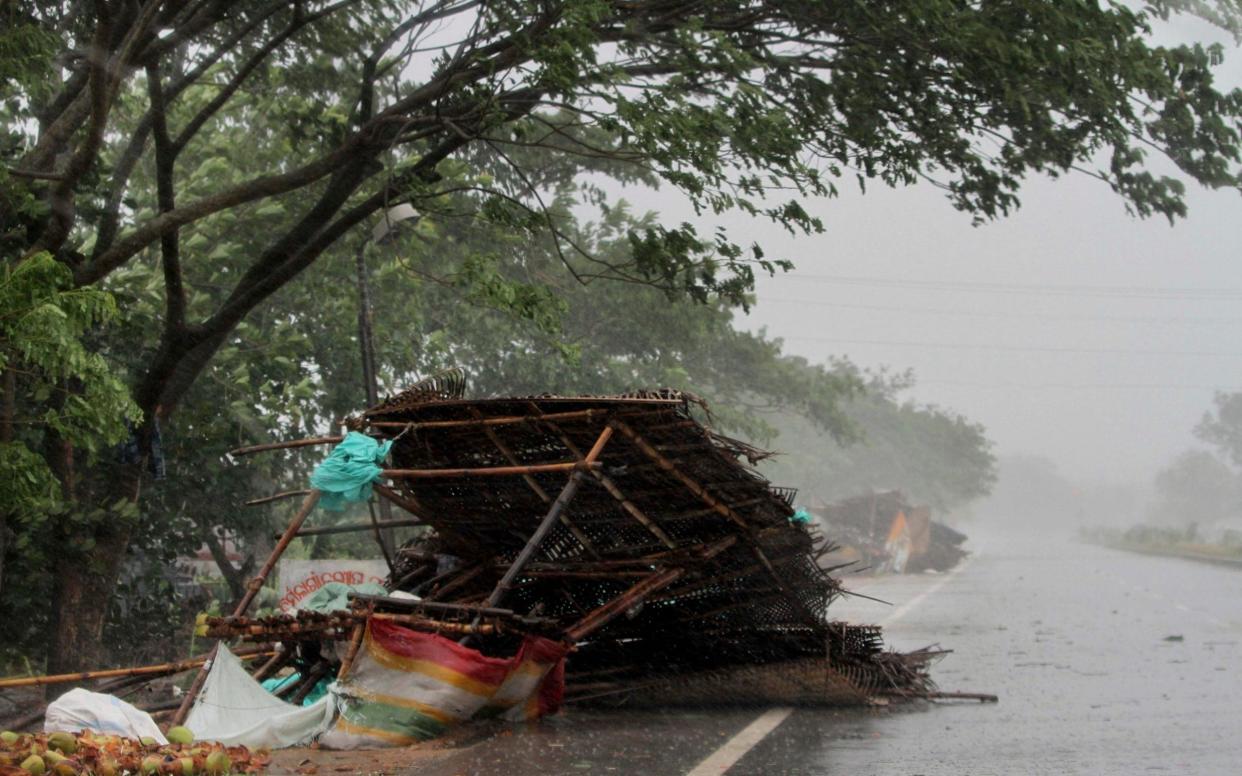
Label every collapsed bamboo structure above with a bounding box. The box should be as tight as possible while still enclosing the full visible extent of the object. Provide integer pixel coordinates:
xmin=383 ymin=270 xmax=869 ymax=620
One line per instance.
xmin=201 ymin=379 xmax=940 ymax=709
xmin=1 ymin=374 xmax=963 ymax=741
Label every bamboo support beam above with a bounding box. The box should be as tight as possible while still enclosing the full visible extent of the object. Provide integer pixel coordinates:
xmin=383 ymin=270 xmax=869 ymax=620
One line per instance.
xmin=421 ymin=562 xmax=487 ymax=602
xmin=277 ymin=517 xmax=422 ymax=540
xmin=347 ymin=593 xmax=524 ymax=619
xmin=531 ymin=406 xmax=676 ymax=551
xmin=564 ymin=535 xmax=738 ymax=641
xmin=482 ymin=427 xmax=614 ymax=609
xmin=362 ymin=404 xmax=670 ymax=429
xmin=369 ymin=613 xmax=498 ymax=635
xmin=609 ymin=419 xmax=824 ymax=631
xmin=609 ymin=420 xmax=748 ymax=530
xmin=229 ymin=436 xmax=344 ymax=457
xmin=246 ymin=489 xmax=313 ymax=507
xmin=337 ymin=621 xmax=367 ymax=682
xmin=239 ymin=490 xmax=322 ymax=614
xmin=381 ymin=461 xmax=600 ymax=479
xmin=0 ymin=648 xmax=273 ymax=689
xmin=289 ymin=661 xmax=333 ymax=705
xmin=250 ymin=648 xmax=291 ymax=682
xmin=373 ymin=482 xmax=428 ymax=518
xmin=474 ymin=408 xmax=601 ymax=559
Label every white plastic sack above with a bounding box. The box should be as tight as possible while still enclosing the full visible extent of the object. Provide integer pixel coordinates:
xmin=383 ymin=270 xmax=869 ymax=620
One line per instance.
xmin=45 ymin=688 xmax=168 ymax=744
xmin=184 ymin=644 xmax=335 ymax=749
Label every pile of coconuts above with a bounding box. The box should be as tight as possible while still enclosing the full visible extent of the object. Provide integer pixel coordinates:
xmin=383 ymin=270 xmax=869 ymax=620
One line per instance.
xmin=0 ymin=728 xmax=268 ymax=775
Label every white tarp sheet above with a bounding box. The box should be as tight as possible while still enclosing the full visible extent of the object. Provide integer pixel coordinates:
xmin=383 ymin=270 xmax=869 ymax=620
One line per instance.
xmin=185 ymin=645 xmax=335 ymax=749
xmin=45 ymin=688 xmax=168 ymax=744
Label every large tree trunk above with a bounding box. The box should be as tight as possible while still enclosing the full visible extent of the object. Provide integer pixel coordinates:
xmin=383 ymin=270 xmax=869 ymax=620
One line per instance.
xmin=45 ymin=443 xmax=144 ymax=673
xmin=46 ymin=523 xmax=134 ymax=673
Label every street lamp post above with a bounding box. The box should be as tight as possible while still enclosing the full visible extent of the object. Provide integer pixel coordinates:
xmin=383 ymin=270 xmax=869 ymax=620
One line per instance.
xmin=356 ymin=204 xmax=419 ymax=556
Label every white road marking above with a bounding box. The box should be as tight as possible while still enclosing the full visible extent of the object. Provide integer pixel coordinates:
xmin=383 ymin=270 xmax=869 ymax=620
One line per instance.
xmin=684 ymin=559 xmax=973 ymax=774
xmin=880 ymin=557 xmax=972 ymax=627
xmin=685 ymin=707 xmax=794 ymax=776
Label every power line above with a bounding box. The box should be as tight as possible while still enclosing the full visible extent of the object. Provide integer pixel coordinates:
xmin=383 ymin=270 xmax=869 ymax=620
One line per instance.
xmin=766 ymin=273 xmax=1242 ymax=301
xmin=779 ymin=334 xmax=1242 ymax=357
xmin=759 ymin=297 xmax=1242 ymax=325
xmin=918 ymin=379 xmax=1241 ymax=391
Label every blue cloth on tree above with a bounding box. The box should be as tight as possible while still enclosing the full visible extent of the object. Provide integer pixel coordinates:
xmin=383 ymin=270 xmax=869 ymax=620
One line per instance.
xmin=309 ymin=432 xmax=393 ymax=511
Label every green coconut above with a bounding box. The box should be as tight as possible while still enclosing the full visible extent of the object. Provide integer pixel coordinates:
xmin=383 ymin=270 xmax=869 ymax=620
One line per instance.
xmin=204 ymin=751 xmax=231 ymax=776
xmin=166 ymin=727 xmax=194 ymax=746
xmin=47 ymin=733 xmax=77 ymax=755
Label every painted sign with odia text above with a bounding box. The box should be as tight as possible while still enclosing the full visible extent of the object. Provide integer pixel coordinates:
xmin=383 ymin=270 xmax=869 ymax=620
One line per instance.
xmin=277 ymin=559 xmax=388 ymax=612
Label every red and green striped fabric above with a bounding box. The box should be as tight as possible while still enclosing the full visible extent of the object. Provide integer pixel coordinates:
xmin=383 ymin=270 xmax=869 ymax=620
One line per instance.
xmin=320 ymin=619 xmax=569 ymax=748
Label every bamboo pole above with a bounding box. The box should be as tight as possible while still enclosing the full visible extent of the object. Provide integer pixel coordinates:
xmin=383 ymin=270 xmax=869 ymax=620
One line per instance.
xmin=336 ymin=622 xmax=367 ymax=682
xmin=372 ymin=482 xmax=427 ymax=518
xmin=564 ymin=535 xmax=737 ymax=641
xmin=610 ymin=419 xmax=824 ymax=632
xmin=369 ymin=613 xmax=497 ymax=635
xmin=361 ymin=408 xmax=624 ymax=431
xmin=250 ymin=648 xmax=291 ymax=682
xmin=380 ymin=461 xmax=600 ymax=479
xmin=609 ymin=420 xmax=748 ymax=530
xmin=482 ymin=427 xmax=614 ymax=609
xmin=528 ymin=405 xmax=673 ymax=551
xmin=229 ymin=436 xmax=343 ymax=457
xmin=476 ymin=409 xmax=601 ymax=559
xmin=276 ymin=517 xmax=422 ymax=540
xmin=289 ymin=660 xmax=332 ymax=705
xmin=171 ymin=489 xmax=322 ymax=725
xmin=346 ymin=594 xmax=531 ymax=620
xmin=0 ymin=649 xmax=274 ymax=689
xmin=246 ymin=489 xmax=313 ymax=507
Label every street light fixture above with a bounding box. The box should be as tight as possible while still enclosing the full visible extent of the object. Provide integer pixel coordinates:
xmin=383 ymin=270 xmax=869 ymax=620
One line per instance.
xmin=356 ymin=204 xmax=419 ymax=406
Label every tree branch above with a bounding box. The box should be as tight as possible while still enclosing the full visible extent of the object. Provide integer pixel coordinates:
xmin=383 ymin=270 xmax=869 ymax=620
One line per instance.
xmin=146 ymin=60 xmax=186 ymax=331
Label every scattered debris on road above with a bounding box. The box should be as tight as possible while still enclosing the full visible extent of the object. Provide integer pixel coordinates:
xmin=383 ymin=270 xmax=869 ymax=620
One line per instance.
xmin=811 ymin=490 xmax=968 ymax=574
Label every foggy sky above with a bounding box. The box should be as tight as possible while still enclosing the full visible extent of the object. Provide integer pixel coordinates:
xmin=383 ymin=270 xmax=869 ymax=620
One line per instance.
xmin=635 ymin=14 xmax=1242 ymax=490
xmin=742 ymin=173 xmax=1240 ymax=485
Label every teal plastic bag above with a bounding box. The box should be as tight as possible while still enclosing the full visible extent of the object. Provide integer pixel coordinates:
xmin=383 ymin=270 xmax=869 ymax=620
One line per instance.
xmin=299 ymin=581 xmax=389 ymax=614
xmin=260 ymin=671 xmax=334 ymax=707
xmin=310 ymin=432 xmax=393 ymax=511
xmin=790 ymin=507 xmax=812 ymax=525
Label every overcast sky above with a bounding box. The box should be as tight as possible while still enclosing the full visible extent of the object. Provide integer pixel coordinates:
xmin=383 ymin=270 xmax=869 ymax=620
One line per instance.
xmin=739 ymin=172 xmax=1240 ymax=485
xmin=626 ymin=15 xmax=1242 ymax=489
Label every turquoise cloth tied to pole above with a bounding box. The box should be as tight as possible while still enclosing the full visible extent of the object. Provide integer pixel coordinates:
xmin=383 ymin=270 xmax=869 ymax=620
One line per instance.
xmin=309 ymin=431 xmax=393 ymax=511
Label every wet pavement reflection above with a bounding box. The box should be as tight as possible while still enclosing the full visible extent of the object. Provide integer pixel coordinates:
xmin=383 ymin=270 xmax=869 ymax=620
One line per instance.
xmin=408 ymin=529 xmax=1242 ymax=775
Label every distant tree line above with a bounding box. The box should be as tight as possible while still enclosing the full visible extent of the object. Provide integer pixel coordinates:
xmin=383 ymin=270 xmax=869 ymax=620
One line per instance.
xmin=1147 ymin=393 xmax=1242 ymax=527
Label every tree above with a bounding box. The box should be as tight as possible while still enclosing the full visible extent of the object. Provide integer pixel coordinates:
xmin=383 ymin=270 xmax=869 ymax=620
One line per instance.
xmin=3 ymin=0 xmax=1241 ymax=670
xmin=1148 ymin=449 xmax=1239 ymax=525
xmin=758 ymin=367 xmax=997 ymax=511
xmin=1195 ymin=392 xmax=1242 ymax=468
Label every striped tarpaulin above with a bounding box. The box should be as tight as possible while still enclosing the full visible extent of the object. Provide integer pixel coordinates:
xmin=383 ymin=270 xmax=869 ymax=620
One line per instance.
xmin=320 ymin=619 xmax=568 ymax=748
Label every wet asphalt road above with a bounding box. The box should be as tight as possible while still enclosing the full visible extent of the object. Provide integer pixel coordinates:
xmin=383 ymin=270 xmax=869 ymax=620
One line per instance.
xmin=414 ymin=528 xmax=1242 ymax=775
